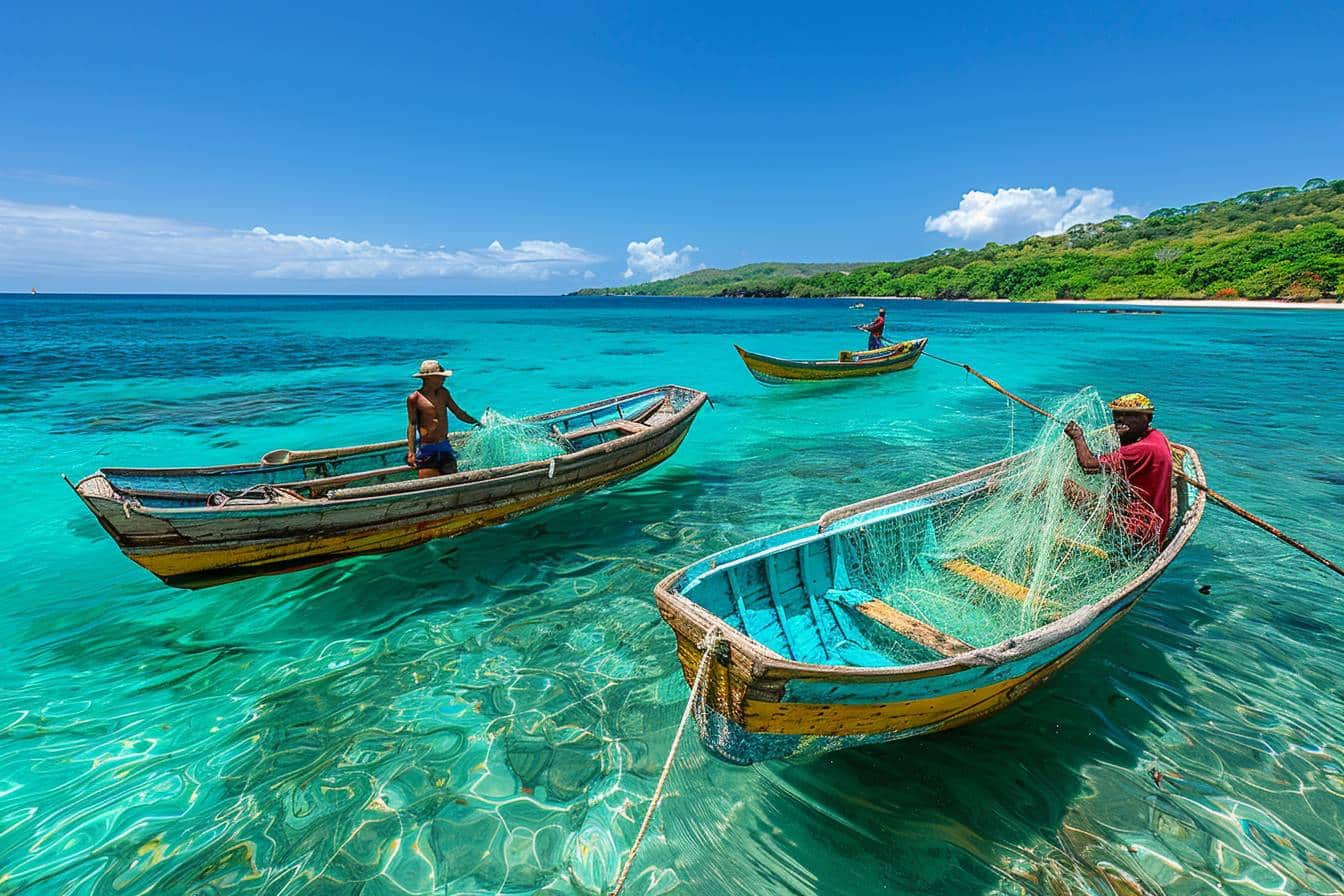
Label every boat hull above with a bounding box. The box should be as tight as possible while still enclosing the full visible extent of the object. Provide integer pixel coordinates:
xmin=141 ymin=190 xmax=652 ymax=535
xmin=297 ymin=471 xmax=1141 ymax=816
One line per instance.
xmin=735 ymin=338 xmax=927 ymax=384
xmin=73 ymin=386 xmax=706 ymax=587
xmin=655 ymin=445 xmax=1205 ymax=764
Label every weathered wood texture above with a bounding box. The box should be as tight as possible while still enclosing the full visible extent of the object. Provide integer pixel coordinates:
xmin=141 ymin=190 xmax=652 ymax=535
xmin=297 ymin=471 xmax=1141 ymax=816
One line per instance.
xmin=852 ymin=600 xmax=972 ymax=657
xmin=73 ymin=385 xmax=707 ymax=587
xmin=653 ymin=443 xmax=1206 ymax=759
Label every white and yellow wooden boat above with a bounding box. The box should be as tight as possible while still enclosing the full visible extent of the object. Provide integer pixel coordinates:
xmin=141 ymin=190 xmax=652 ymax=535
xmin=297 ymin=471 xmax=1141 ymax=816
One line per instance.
xmin=70 ymin=385 xmax=707 ymax=588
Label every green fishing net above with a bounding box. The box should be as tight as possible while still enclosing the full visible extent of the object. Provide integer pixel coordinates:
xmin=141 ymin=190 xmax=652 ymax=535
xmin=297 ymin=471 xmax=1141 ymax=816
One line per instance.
xmin=457 ymin=409 xmax=572 ymax=471
xmin=840 ymin=388 xmax=1164 ymax=649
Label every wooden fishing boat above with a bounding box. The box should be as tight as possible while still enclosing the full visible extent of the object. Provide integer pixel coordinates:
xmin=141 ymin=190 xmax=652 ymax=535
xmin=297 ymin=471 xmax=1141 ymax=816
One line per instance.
xmin=654 ymin=444 xmax=1205 ymax=764
xmin=69 ymin=385 xmax=707 ymax=588
xmin=735 ymin=338 xmax=927 ymax=384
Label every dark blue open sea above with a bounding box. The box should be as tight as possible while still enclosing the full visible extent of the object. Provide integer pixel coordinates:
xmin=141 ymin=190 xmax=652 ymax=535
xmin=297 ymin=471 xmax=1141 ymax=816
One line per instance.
xmin=1 ymin=294 xmax=1342 ymax=895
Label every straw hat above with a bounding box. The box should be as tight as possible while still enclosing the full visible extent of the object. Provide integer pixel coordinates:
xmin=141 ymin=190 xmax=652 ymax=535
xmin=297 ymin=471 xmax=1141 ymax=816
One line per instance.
xmin=413 ymin=359 xmax=453 ymax=379
xmin=1108 ymin=392 xmax=1154 ymax=413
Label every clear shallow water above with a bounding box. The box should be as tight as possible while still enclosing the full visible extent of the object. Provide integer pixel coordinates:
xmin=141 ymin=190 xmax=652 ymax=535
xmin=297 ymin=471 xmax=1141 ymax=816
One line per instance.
xmin=1 ymin=295 xmax=1342 ymax=895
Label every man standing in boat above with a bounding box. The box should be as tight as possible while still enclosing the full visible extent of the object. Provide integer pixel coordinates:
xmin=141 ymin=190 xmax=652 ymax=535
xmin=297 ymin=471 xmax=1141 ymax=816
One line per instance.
xmin=1064 ymin=393 xmax=1173 ymax=546
xmin=406 ymin=360 xmax=481 ymax=477
xmin=858 ymin=307 xmax=887 ymax=350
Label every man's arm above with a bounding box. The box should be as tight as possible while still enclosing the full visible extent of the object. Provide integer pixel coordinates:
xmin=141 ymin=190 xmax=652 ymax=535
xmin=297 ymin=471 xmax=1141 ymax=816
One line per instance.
xmin=405 ymin=396 xmax=419 ymax=466
xmin=1063 ymin=420 xmax=1102 ymax=474
xmin=445 ymin=391 xmax=481 ymax=427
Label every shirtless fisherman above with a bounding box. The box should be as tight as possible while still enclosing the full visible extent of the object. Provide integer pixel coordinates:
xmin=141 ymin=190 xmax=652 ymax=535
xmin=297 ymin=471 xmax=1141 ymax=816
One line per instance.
xmin=405 ymin=360 xmax=481 ymax=477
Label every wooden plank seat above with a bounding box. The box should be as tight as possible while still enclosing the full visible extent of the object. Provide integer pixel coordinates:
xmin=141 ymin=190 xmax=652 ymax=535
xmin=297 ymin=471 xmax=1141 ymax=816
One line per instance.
xmin=297 ymin=465 xmax=415 ymax=497
xmin=552 ymin=418 xmax=648 ymax=442
xmin=1056 ymin=536 xmax=1109 ymax=561
xmin=851 ymin=599 xmax=972 ymax=657
xmin=942 ymin=557 xmax=1030 ymax=600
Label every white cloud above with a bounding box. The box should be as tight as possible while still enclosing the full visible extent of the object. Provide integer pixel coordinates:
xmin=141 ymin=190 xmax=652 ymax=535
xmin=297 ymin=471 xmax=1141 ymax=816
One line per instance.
xmin=623 ymin=236 xmax=701 ymax=281
xmin=1 ymin=169 xmax=98 ymax=187
xmin=924 ymin=187 xmax=1133 ymax=241
xmin=0 ymin=198 xmax=601 ymax=281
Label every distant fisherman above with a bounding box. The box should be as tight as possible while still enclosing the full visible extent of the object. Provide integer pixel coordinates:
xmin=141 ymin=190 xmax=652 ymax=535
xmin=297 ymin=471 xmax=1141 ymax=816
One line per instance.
xmin=406 ymin=360 xmax=481 ymax=477
xmin=1064 ymin=393 xmax=1173 ymax=546
xmin=859 ymin=307 xmax=887 ymax=350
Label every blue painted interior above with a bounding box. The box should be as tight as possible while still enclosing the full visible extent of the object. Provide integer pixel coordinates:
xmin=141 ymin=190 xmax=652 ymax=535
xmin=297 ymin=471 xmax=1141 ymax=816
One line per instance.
xmin=678 ymin=477 xmax=991 ymax=668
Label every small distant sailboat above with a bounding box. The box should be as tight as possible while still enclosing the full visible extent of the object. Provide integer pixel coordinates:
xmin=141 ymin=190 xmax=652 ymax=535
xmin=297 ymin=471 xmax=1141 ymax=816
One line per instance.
xmin=31 ymin=287 xmax=38 ymax=295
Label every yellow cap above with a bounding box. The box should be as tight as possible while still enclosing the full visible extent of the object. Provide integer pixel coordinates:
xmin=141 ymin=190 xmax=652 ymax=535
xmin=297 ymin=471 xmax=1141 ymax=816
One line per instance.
xmin=1108 ymin=393 xmax=1154 ymax=413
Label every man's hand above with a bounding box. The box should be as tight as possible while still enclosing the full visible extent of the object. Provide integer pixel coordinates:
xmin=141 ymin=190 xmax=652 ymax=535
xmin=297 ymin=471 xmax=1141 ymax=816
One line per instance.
xmin=406 ymin=450 xmax=416 ymax=467
xmin=1064 ymin=420 xmax=1084 ymax=441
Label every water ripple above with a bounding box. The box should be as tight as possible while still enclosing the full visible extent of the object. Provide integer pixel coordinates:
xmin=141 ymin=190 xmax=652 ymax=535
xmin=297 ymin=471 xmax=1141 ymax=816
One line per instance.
xmin=2 ymin=296 xmax=1342 ymax=894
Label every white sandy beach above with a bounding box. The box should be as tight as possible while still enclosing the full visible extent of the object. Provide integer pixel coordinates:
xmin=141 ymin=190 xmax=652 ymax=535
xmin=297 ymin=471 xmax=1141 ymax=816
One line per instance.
xmin=840 ymin=296 xmax=1344 ymax=310
xmin=1048 ymin=298 xmax=1344 ymax=310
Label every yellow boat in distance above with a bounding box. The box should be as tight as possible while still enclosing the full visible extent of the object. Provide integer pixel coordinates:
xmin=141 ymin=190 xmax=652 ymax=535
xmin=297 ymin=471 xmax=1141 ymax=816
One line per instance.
xmin=735 ymin=338 xmax=927 ymax=384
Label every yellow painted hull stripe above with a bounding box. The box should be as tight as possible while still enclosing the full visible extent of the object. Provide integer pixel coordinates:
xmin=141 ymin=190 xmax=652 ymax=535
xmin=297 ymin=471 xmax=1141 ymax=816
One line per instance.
xmin=129 ymin=438 xmax=683 ymax=579
xmin=742 ymin=353 xmax=919 ymax=381
xmin=689 ymin=605 xmax=1130 ymax=738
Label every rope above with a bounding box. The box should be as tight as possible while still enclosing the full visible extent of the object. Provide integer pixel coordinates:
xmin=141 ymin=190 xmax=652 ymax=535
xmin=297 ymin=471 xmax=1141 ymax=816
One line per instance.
xmin=922 ymin=350 xmax=1060 ymax=422
xmin=924 ymin=352 xmax=1344 ymax=580
xmin=609 ymin=629 xmax=721 ymax=896
xmin=205 ymin=483 xmax=310 ymax=507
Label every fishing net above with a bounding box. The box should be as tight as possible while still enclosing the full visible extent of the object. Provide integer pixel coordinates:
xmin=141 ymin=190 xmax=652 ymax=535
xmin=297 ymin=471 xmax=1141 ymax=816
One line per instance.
xmin=838 ymin=388 xmax=1161 ymax=649
xmin=456 ymin=409 xmax=572 ymax=471
xmin=577 ymin=391 xmax=1176 ymax=894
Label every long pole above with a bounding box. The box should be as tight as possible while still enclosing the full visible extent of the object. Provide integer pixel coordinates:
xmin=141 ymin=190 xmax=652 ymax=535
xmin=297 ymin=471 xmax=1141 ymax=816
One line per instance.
xmin=919 ymin=351 xmax=1344 ymax=580
xmin=1171 ymin=471 xmax=1344 ymax=578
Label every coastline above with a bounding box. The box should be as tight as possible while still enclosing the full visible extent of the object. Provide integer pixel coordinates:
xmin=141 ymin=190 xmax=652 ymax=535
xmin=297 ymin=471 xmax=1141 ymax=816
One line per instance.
xmin=833 ymin=296 xmax=1344 ymax=310
xmin=575 ymin=291 xmax=1343 ymax=308
xmin=1031 ymin=297 xmax=1343 ymax=310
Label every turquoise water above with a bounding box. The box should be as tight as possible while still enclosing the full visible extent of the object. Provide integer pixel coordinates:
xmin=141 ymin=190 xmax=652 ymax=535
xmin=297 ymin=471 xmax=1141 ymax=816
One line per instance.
xmin=2 ymin=295 xmax=1342 ymax=895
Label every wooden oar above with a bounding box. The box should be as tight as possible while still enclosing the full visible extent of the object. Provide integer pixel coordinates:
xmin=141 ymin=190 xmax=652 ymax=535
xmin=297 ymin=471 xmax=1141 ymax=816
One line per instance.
xmin=921 ymin=352 xmax=1344 ymax=580
xmin=1169 ymin=473 xmax=1344 ymax=578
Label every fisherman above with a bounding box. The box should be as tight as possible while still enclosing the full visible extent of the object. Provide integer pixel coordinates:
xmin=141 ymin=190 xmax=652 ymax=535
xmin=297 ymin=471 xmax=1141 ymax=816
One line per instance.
xmin=1063 ymin=393 xmax=1173 ymax=546
xmin=406 ymin=360 xmax=481 ymax=477
xmin=858 ymin=307 xmax=887 ymax=350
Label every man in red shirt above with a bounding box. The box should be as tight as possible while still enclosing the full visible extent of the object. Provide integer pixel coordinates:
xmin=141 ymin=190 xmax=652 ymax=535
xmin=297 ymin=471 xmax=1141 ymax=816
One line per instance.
xmin=859 ymin=307 xmax=887 ymax=350
xmin=1064 ymin=393 xmax=1173 ymax=546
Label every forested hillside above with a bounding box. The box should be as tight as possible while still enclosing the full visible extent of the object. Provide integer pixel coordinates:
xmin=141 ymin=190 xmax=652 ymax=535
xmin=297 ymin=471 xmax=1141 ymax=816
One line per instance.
xmin=576 ymin=179 xmax=1344 ymax=300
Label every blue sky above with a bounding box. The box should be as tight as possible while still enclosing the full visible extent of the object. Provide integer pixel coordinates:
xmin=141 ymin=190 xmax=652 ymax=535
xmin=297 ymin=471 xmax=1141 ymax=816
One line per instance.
xmin=2 ymin=1 xmax=1340 ymax=293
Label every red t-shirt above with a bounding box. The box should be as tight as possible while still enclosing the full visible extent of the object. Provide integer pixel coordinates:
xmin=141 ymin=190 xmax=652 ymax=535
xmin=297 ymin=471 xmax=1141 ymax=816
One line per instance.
xmin=870 ymin=314 xmax=886 ymax=338
xmin=1099 ymin=428 xmax=1173 ymax=545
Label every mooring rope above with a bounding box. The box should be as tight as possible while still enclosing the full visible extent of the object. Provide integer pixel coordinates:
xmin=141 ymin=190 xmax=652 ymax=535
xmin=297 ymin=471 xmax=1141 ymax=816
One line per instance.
xmin=609 ymin=629 xmax=722 ymax=896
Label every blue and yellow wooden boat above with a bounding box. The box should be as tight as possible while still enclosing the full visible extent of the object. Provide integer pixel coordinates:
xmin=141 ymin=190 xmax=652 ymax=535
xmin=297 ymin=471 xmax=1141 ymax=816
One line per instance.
xmin=735 ymin=338 xmax=927 ymax=384
xmin=69 ymin=385 xmax=707 ymax=588
xmin=654 ymin=444 xmax=1205 ymax=764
